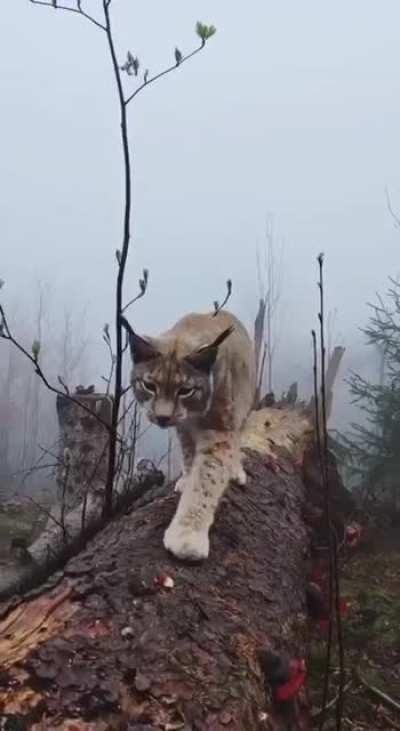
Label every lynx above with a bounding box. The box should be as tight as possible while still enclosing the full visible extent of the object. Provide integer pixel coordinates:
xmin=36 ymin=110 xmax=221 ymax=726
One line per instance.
xmin=121 ymin=310 xmax=256 ymax=561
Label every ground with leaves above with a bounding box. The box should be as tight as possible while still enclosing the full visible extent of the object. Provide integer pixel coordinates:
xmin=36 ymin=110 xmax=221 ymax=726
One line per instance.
xmin=309 ymin=528 xmax=400 ymax=730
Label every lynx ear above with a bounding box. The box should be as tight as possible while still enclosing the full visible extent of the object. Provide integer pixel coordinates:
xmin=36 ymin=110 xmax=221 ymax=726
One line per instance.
xmin=184 ymin=325 xmax=234 ymax=374
xmin=120 ymin=316 xmax=161 ymax=364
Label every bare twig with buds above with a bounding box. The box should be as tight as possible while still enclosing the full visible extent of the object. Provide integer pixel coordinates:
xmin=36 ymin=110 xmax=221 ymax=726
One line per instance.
xmin=24 ymin=1 xmax=216 ymax=522
xmin=213 ymin=279 xmax=232 ymax=316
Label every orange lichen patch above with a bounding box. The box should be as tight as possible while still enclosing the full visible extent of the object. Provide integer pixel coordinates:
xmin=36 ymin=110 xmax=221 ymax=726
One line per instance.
xmin=229 ymin=632 xmax=261 ymax=676
xmin=31 ymin=720 xmax=110 ymax=730
xmin=0 ymin=683 xmax=43 ymax=716
xmin=0 ymin=584 xmax=77 ymax=670
xmin=242 ymin=407 xmax=313 ymax=461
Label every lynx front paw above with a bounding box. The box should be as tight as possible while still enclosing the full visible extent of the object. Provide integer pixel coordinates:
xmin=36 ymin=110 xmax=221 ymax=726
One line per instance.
xmin=163 ymin=522 xmax=209 ymax=561
xmin=174 ymin=476 xmax=186 ymax=494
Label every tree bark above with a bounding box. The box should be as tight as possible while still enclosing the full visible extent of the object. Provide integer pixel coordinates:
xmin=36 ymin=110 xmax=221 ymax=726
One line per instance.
xmin=0 ymin=406 xmax=353 ymax=731
xmin=0 ymin=390 xmax=164 ymax=601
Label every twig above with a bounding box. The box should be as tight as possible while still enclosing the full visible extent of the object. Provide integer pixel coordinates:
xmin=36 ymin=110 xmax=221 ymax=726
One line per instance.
xmin=29 ymin=0 xmax=106 ymax=31
xmin=312 ymin=681 xmax=353 ymax=719
xmin=101 ymin=9 xmax=212 ymax=518
xmin=10 ymin=439 xmax=62 ymax=499
xmin=357 ymin=672 xmax=400 ymax=714
xmin=38 ymin=443 xmax=63 ymax=463
xmin=380 ymin=712 xmax=400 ymax=730
xmin=385 ymin=185 xmax=400 ymax=229
xmin=28 ymin=0 xmax=215 ymax=523
xmin=128 ymin=401 xmax=140 ymax=479
xmin=125 ymin=45 xmax=205 ymax=106
xmin=101 ymin=324 xmax=116 ymax=396
xmin=25 ymin=494 xmax=71 ymax=540
xmin=0 ymin=305 xmax=111 ymax=432
xmin=156 ymin=445 xmax=174 ymax=469
xmin=318 ymin=254 xmax=339 ymax=731
xmin=122 ymin=268 xmax=149 ymax=313
xmin=59 ymin=457 xmax=70 ymax=542
xmin=57 ymin=375 xmax=70 ymax=395
xmin=213 ymin=279 xmax=232 ymax=316
xmin=80 ymin=436 xmax=110 ymax=533
xmin=8 ymin=462 xmax=59 ymax=478
xmin=316 ymin=275 xmax=345 ymax=731
xmin=315 ymin=252 xmax=345 ymax=731
xmin=313 ymin=327 xmax=334 ymax=731
xmin=117 ymin=395 xmax=136 ymax=426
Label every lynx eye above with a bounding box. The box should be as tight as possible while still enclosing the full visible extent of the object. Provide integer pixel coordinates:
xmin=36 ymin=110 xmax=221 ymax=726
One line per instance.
xmin=178 ymin=386 xmax=196 ymax=399
xmin=141 ymin=378 xmax=157 ymax=394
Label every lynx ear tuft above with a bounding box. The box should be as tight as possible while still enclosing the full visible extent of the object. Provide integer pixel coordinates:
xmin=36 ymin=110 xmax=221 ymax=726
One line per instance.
xmin=120 ymin=316 xmax=161 ymax=364
xmin=184 ymin=326 xmax=234 ymax=374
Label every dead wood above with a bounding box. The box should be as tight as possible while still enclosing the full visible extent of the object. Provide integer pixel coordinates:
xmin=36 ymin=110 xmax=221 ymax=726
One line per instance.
xmin=0 ymin=392 xmax=164 ymax=603
xmin=308 ymin=345 xmax=346 ymax=424
xmin=0 ymin=406 xmax=354 ymax=731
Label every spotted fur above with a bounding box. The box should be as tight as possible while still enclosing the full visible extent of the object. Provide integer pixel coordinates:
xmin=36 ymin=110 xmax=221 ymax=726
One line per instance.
xmin=122 ymin=310 xmax=256 ymax=560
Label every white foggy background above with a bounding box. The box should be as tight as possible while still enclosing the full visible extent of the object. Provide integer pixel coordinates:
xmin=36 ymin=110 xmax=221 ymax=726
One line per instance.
xmin=2 ymin=0 xmax=400 ymax=477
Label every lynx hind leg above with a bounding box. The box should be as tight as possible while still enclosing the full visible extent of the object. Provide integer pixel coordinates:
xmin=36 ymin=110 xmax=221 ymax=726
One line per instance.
xmin=164 ymin=435 xmax=235 ymax=561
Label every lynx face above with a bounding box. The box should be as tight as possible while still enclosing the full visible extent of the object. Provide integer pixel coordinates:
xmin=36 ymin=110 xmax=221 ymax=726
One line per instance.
xmin=121 ymin=316 xmax=233 ymax=429
xmin=132 ymin=356 xmax=212 ymax=428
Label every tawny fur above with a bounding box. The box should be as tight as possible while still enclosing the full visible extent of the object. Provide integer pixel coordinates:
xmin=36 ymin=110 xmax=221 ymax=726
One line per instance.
xmin=123 ymin=310 xmax=256 ymax=561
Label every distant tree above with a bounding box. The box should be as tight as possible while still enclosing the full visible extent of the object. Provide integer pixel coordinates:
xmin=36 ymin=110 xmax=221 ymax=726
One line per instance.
xmin=24 ymin=283 xmax=48 ymax=470
xmin=58 ymin=306 xmax=90 ymax=388
xmin=254 ymin=215 xmax=284 ymax=403
xmin=0 ymin=346 xmax=19 ymax=490
xmin=338 ymin=278 xmax=400 ymax=510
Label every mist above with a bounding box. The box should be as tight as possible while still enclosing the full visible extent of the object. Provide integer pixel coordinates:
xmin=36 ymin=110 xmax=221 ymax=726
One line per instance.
xmin=2 ymin=0 xmax=400 ymax=485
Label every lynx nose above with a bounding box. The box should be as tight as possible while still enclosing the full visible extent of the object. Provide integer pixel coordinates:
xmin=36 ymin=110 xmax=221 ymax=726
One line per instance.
xmin=156 ymin=416 xmax=171 ymax=428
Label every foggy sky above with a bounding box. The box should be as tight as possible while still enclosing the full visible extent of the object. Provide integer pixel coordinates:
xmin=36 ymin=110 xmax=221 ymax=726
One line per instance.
xmin=2 ymin=1 xmax=400 ymax=422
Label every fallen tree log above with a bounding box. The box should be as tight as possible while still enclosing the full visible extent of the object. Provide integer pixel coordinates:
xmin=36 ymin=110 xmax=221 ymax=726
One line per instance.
xmin=0 ymin=405 xmax=354 ymax=730
xmin=0 ymin=391 xmax=164 ymax=602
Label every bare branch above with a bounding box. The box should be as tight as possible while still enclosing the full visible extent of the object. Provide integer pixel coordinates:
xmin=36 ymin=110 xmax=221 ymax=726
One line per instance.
xmin=213 ymin=279 xmax=232 ymax=316
xmin=25 ymin=494 xmax=70 ymax=541
xmin=311 ymin=680 xmax=353 ymax=720
xmin=122 ymin=268 xmax=149 ymax=313
xmin=385 ymin=185 xmax=400 ymax=229
xmin=8 ymin=462 xmax=59 ymax=478
xmin=117 ymin=396 xmax=136 ymax=427
xmin=29 ymin=0 xmax=106 ymax=31
xmin=357 ymin=671 xmax=400 ymax=714
xmin=125 ymin=45 xmax=205 ymax=106
xmin=314 ymin=255 xmax=345 ymax=731
xmin=57 ymin=375 xmax=70 ymax=395
xmin=0 ymin=305 xmax=110 ymax=431
xmin=27 ymin=1 xmax=215 ymax=521
xmin=101 ymin=323 xmax=116 ymax=395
